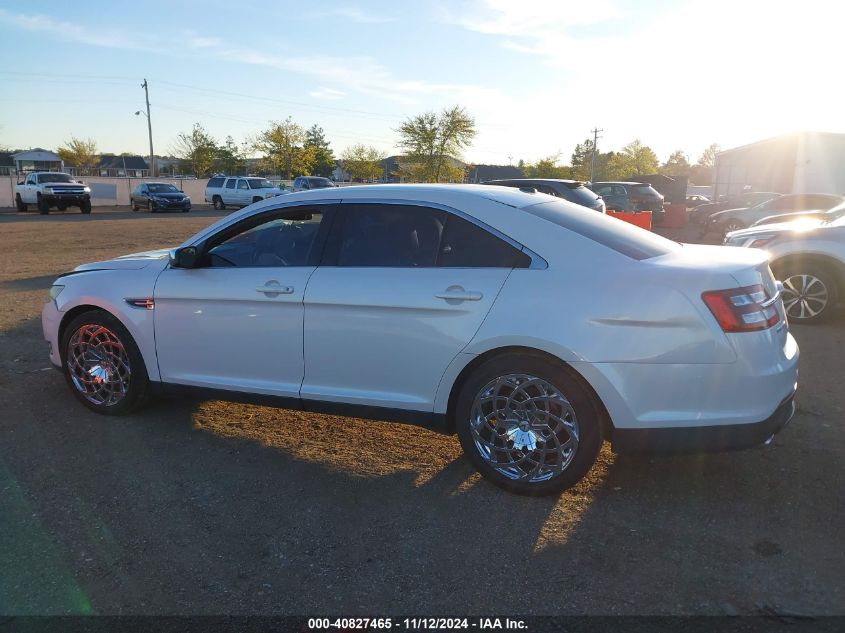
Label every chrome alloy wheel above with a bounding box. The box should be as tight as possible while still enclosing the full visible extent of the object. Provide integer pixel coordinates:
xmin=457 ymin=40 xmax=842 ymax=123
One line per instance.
xmin=469 ymin=374 xmax=579 ymax=483
xmin=66 ymin=324 xmax=132 ymax=406
xmin=782 ymin=274 xmax=829 ymax=320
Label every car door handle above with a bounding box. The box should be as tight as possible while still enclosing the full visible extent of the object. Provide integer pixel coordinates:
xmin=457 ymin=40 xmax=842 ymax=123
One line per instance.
xmin=435 ymin=286 xmax=483 ymax=302
xmin=256 ymin=282 xmax=294 ymax=296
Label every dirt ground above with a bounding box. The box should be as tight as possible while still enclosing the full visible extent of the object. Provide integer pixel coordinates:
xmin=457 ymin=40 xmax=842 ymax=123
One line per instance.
xmin=0 ymin=208 xmax=843 ymax=616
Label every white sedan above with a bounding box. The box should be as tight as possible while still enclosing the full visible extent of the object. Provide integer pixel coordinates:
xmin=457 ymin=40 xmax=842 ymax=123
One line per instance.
xmin=42 ymin=185 xmax=798 ymax=495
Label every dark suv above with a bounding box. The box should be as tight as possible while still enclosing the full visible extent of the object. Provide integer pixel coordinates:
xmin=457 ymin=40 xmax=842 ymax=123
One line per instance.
xmin=589 ymin=181 xmax=665 ymax=222
xmin=485 ymin=179 xmax=606 ymax=212
xmin=293 ymin=176 xmax=336 ymax=192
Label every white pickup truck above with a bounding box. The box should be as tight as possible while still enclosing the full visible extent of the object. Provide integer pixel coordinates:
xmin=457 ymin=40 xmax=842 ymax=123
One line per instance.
xmin=16 ymin=172 xmax=92 ymax=214
xmin=204 ymin=176 xmax=288 ymax=210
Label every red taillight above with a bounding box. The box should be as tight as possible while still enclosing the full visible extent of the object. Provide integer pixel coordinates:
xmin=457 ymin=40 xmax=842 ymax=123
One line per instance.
xmin=701 ymin=284 xmax=781 ymax=332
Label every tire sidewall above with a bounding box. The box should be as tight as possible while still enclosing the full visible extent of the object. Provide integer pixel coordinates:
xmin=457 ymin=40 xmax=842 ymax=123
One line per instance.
xmin=455 ymin=353 xmax=603 ymax=496
xmin=60 ymin=310 xmax=149 ymax=415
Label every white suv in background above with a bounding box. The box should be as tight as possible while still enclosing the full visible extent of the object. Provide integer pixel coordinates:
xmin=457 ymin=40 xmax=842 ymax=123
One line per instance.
xmin=205 ymin=176 xmax=287 ymax=210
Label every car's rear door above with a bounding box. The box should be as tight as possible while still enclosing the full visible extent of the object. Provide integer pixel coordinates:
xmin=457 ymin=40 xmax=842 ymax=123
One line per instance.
xmin=301 ymin=200 xmax=532 ymax=413
xmin=153 ymin=203 xmax=336 ymax=397
xmin=222 ymin=178 xmax=238 ymax=205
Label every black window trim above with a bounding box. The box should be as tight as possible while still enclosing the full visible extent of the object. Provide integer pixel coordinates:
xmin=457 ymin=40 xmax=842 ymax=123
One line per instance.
xmin=320 ymin=198 xmax=547 ymax=269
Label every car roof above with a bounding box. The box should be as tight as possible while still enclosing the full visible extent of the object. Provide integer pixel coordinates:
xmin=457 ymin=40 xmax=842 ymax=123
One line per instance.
xmin=143 ymin=181 xmax=178 ymax=185
xmin=592 ymin=181 xmax=647 ymax=185
xmin=486 ymin=178 xmax=582 ymax=184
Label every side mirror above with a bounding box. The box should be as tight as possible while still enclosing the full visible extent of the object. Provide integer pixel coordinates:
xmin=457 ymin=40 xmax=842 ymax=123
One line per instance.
xmin=171 ymin=246 xmax=200 ymax=269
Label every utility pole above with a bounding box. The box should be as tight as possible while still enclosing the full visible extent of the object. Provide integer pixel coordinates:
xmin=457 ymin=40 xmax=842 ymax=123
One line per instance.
xmin=589 ymin=127 xmax=603 ymax=183
xmin=141 ymin=79 xmax=155 ymax=177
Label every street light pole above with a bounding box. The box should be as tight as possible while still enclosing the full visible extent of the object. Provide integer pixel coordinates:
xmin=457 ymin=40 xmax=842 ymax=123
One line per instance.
xmin=141 ymin=79 xmax=155 ymax=177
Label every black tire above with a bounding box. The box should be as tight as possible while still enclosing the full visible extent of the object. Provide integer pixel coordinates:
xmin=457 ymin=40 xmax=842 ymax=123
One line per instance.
xmin=252 ymin=196 xmax=263 ymax=204
xmin=213 ymin=196 xmax=225 ymax=210
xmin=773 ymin=262 xmax=838 ymax=324
xmin=80 ymin=200 xmax=92 ymax=214
xmin=15 ymin=194 xmax=27 ymax=212
xmin=131 ymin=199 xmax=139 ymax=212
xmin=454 ymin=353 xmax=604 ymax=496
xmin=37 ymin=195 xmax=49 ymax=215
xmin=182 ymin=207 xmax=190 ymax=213
xmin=147 ymin=200 xmax=155 ymax=213
xmin=60 ymin=310 xmax=149 ymax=415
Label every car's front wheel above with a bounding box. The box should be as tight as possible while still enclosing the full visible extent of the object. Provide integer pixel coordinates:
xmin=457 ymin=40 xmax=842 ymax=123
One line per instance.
xmin=37 ymin=195 xmax=49 ymax=215
xmin=15 ymin=194 xmax=27 ymax=212
xmin=455 ymin=353 xmax=603 ymax=496
xmin=776 ymin=263 xmax=838 ymax=323
xmin=61 ymin=310 xmax=149 ymax=415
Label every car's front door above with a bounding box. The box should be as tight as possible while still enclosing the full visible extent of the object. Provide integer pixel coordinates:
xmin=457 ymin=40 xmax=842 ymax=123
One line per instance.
xmin=301 ymin=201 xmax=532 ymax=412
xmin=22 ymin=174 xmax=37 ymax=203
xmin=153 ymin=203 xmax=335 ymax=397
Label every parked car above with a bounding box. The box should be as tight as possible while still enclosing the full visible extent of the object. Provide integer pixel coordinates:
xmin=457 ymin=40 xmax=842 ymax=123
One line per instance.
xmin=484 ymin=179 xmax=606 ymax=212
xmin=685 ymin=194 xmax=710 ymax=208
xmin=15 ymin=172 xmax=91 ymax=214
xmin=292 ymin=176 xmax=337 ymax=192
xmin=42 ymin=184 xmax=798 ymax=496
xmin=130 ymin=182 xmax=191 ymax=213
xmin=689 ymin=191 xmax=782 ymax=225
xmin=750 ymin=201 xmax=845 ymax=226
xmin=708 ymin=193 xmax=845 ymax=235
xmin=725 ymin=212 xmax=845 ymax=322
xmin=205 ymin=176 xmax=287 ymax=210
xmin=588 ymin=181 xmax=665 ymax=223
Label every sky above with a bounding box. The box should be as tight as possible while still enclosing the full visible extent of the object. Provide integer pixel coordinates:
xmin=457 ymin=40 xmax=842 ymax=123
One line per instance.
xmin=0 ymin=0 xmax=843 ymax=166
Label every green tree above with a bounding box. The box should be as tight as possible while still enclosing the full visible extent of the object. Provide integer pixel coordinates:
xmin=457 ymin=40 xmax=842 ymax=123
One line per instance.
xmin=397 ymin=106 xmax=476 ymax=182
xmin=304 ymin=125 xmax=336 ymax=178
xmin=253 ymin=118 xmax=315 ymax=179
xmin=619 ymin=139 xmax=659 ymax=176
xmin=56 ymin=137 xmax=99 ymax=175
xmin=524 ymin=154 xmax=568 ymax=179
xmin=690 ymin=143 xmax=720 ymax=184
xmin=215 ymin=136 xmax=244 ymax=175
xmin=660 ymin=150 xmax=691 ymax=179
xmin=341 ymin=144 xmax=386 ymax=181
xmin=569 ymin=139 xmax=596 ymax=181
xmin=172 ymin=123 xmax=219 ymax=177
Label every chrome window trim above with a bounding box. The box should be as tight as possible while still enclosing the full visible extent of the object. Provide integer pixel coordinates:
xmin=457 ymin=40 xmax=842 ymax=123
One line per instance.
xmin=336 ymin=197 xmax=548 ymax=270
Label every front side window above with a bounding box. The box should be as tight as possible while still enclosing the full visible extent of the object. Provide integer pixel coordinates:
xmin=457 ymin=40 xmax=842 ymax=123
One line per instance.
xmin=225 ymin=179 xmax=236 ymax=189
xmin=237 ymin=179 xmax=249 ymax=190
xmin=205 ymin=209 xmax=325 ymax=268
xmin=334 ymin=204 xmax=529 ymax=268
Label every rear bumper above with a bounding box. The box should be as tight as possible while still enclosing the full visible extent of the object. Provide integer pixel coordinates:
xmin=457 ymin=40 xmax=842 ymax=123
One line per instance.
xmin=612 ymin=388 xmax=797 ymax=453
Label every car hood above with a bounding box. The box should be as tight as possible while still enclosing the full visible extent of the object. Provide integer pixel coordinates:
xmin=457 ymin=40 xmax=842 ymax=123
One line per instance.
xmin=726 ymin=220 xmax=827 ymax=240
xmin=709 ymin=206 xmax=750 ymax=220
xmin=150 ymin=192 xmax=187 ymax=199
xmin=72 ymin=248 xmax=172 ymax=272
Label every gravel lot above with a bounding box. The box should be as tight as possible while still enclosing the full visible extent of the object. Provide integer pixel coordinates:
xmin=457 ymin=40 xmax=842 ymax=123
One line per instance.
xmin=0 ymin=208 xmax=843 ymax=616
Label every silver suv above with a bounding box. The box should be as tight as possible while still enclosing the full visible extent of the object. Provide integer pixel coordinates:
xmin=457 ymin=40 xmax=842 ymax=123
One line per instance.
xmin=725 ymin=212 xmax=845 ymax=322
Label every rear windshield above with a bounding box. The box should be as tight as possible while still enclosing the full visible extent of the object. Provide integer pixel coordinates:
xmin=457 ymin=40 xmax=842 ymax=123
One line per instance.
xmin=308 ymin=178 xmax=334 ymax=188
xmin=631 ymin=184 xmax=659 ymax=196
xmin=525 ymin=199 xmax=681 ymax=260
xmin=564 ymin=184 xmax=601 ymax=206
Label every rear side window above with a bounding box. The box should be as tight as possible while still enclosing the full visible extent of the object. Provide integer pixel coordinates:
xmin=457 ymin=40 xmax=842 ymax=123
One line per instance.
xmin=526 ymin=200 xmax=681 ymax=260
xmin=439 ymin=215 xmax=530 ymax=268
xmin=332 ymin=204 xmax=530 ymax=268
xmin=208 ymin=177 xmax=224 ymax=188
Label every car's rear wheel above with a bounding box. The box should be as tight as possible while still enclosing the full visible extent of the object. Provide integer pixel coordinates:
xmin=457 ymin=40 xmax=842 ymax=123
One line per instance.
xmin=15 ymin=194 xmax=27 ymax=212
xmin=61 ymin=310 xmax=149 ymax=415
xmin=213 ymin=196 xmax=225 ymax=210
xmin=455 ymin=353 xmax=603 ymax=496
xmin=776 ymin=264 xmax=837 ymax=323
